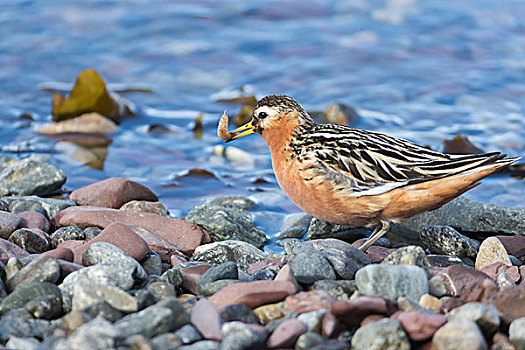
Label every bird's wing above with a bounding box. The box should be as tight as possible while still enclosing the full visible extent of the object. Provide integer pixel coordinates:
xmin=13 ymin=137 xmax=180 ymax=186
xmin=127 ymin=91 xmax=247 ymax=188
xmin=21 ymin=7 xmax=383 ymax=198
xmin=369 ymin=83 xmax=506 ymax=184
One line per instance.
xmin=301 ymin=124 xmax=505 ymax=196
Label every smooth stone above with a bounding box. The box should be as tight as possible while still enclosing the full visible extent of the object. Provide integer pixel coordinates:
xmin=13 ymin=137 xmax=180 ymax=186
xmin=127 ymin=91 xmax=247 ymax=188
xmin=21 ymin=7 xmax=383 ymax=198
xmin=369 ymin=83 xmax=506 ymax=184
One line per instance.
xmin=274 ymin=264 xmax=301 ymax=293
xmin=221 ymin=321 xmax=267 ymax=350
xmin=297 ymin=310 xmax=327 ymax=332
xmin=276 ymin=213 xmax=312 ymax=239
xmin=82 ymin=242 xmax=147 ymax=282
xmin=365 ymin=245 xmax=396 ymax=263
xmin=419 ymin=294 xmax=442 ymax=313
xmin=293 ymin=238 xmax=370 ymax=280
xmin=209 ymin=280 xmax=298 ymax=310
xmin=72 ymin=282 xmax=138 ymax=313
xmin=68 ymin=222 xmax=150 ymax=264
xmin=60 ymin=309 xmax=94 ymax=334
xmin=7 ymin=255 xmax=60 ymax=291
xmin=396 ymin=296 xmax=434 ymax=314
xmin=35 ymin=112 xmax=118 ymax=134
xmin=448 ymin=302 xmax=500 ymax=336
xmin=391 ymin=311 xmax=447 ymax=341
xmin=220 ymin=304 xmax=259 ymax=324
xmin=489 ymin=284 xmax=525 ymax=326
xmin=281 ymin=290 xmax=335 ymax=315
xmin=382 ymin=245 xmax=429 ymax=276
xmin=0 ymin=158 xmax=66 ymax=197
xmin=331 ymin=296 xmax=395 ymax=326
xmin=295 ymin=331 xmax=325 ymax=350
xmin=185 ymin=203 xmax=266 ymax=246
xmin=356 ymin=264 xmax=428 ymax=301
xmin=6 ymin=336 xmax=40 ymax=350
xmin=148 ymin=281 xmax=176 ymax=300
xmin=0 ymin=309 xmax=52 ymax=343
xmin=0 ymin=281 xmax=61 ymax=315
xmin=3 ymin=196 xmax=75 ymax=220
xmin=420 ymin=225 xmax=479 ymax=259
xmin=126 ymin=224 xmax=187 ymax=263
xmin=0 ymin=238 xmax=30 ymax=260
xmin=190 ymin=240 xmax=266 ymax=272
xmin=432 ymin=319 xmax=488 ymax=350
xmin=70 ymin=177 xmax=158 ymax=209
xmin=267 ymin=319 xmax=307 ymax=348
xmin=351 ymin=318 xmax=410 ymax=350
xmin=191 ymin=298 xmax=222 ymax=341
xmin=497 ymin=272 xmax=516 ymax=290
xmin=53 ymin=206 xmax=210 ymax=255
xmin=8 ymin=228 xmax=49 ymax=253
xmin=18 ymin=211 xmax=50 ymax=232
xmin=313 ymin=280 xmax=357 ymax=300
xmin=114 ymin=306 xmax=177 ymax=339
xmin=475 ymin=237 xmax=512 ymax=271
xmin=209 ymin=196 xmax=256 ymax=210
xmin=253 ymin=265 xmax=278 ymax=280
xmin=174 ymin=324 xmax=203 ymax=344
xmin=306 ymin=218 xmax=368 ymax=242
xmin=176 ymin=340 xmax=220 ymax=350
xmin=120 ymin=200 xmax=168 ymax=216
xmin=159 ymin=267 xmax=184 ymax=288
xmin=83 ymin=226 xmax=102 ymax=241
xmin=54 ymin=317 xmax=117 ymax=350
xmin=179 ymin=264 xmax=212 ymax=294
xmin=247 ymin=257 xmax=283 ymax=275
xmin=429 ymin=265 xmax=491 ymax=298
xmin=81 ymin=300 xmax=124 ymax=322
xmin=495 ymin=235 xmax=525 ymax=259
xmin=254 ymin=303 xmax=283 ymax=325
xmin=509 ymin=317 xmax=525 ymax=350
xmin=50 ymin=225 xmax=85 ymax=248
xmin=141 ymin=250 xmax=163 ymax=276
xmin=25 ymin=294 xmax=63 ymax=319
xmin=0 ymin=211 xmax=21 ymax=239
xmin=290 ymin=251 xmax=336 ymax=285
xmin=198 ymin=261 xmax=239 ymax=296
xmin=149 ymin=333 xmax=182 ymax=349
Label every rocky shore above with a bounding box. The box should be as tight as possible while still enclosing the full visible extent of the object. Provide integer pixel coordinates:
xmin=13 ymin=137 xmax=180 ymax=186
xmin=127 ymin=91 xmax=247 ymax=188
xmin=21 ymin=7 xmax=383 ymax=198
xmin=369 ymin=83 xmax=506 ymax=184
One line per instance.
xmin=0 ymin=156 xmax=525 ymax=350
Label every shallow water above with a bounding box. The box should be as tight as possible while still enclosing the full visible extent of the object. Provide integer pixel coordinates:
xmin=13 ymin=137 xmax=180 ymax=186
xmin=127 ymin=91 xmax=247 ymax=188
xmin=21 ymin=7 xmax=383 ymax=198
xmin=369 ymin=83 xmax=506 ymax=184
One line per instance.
xmin=1 ymin=1 xmax=524 ymax=251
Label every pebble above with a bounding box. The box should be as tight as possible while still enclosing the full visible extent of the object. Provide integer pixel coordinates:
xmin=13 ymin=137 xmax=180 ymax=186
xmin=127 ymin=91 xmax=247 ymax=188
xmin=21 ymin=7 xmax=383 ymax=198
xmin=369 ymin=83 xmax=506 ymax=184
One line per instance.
xmin=220 ymin=304 xmax=260 ymax=324
xmin=274 ymin=264 xmax=300 ymax=292
xmin=82 ymin=301 xmax=124 ymax=322
xmin=254 ymin=303 xmax=283 ymax=325
xmin=276 ymin=213 xmax=312 ymax=239
xmin=114 ymin=306 xmax=177 ymax=339
xmin=509 ymin=317 xmax=525 ymax=350
xmin=177 ymin=340 xmax=220 ymax=350
xmin=489 ymin=284 xmax=525 ymax=326
xmin=209 ymin=280 xmax=298 ymax=310
xmin=50 ymin=225 xmax=85 ymax=248
xmin=475 ymin=237 xmax=512 ymax=270
xmin=420 ymin=225 xmax=480 ymax=258
xmin=0 ymin=157 xmax=66 ymax=197
xmin=0 ymin=211 xmax=22 ymax=239
xmin=306 ymin=218 xmax=368 ymax=242
xmin=54 ymin=317 xmax=117 ymax=350
xmin=497 ymin=272 xmax=517 ymax=290
xmin=297 ymin=310 xmax=326 ymax=332
xmin=191 ymin=298 xmax=222 ymax=341
xmin=8 ymin=228 xmax=50 ymax=253
xmin=5 ymin=336 xmax=40 ymax=350
xmin=175 ymin=324 xmax=203 ymax=345
xmin=331 ymin=296 xmax=395 ymax=327
xmin=36 ymin=111 xmax=118 ymax=134
xmin=198 ymin=261 xmax=240 ymax=296
xmin=221 ymin=321 xmax=267 ymax=350
xmin=313 ymin=280 xmax=357 ymax=300
xmin=480 ymin=262 xmax=520 ymax=282
xmin=72 ymin=282 xmax=138 ymax=313
xmin=0 ymin=309 xmax=52 ymax=342
xmin=355 ymin=264 xmax=428 ymax=301
xmin=6 ymin=255 xmax=60 ymax=291
xmin=429 ymin=265 xmax=491 ymax=298
xmin=448 ymin=302 xmax=500 ymax=336
xmin=18 ymin=211 xmax=50 ymax=232
xmin=83 ymin=226 xmax=101 ymax=241
xmin=120 ymin=200 xmax=169 ymax=216
xmin=25 ymin=293 xmax=62 ymax=319
xmin=495 ymin=235 xmax=525 ymax=259
xmin=0 ymin=281 xmax=61 ymax=315
xmin=53 ymin=205 xmax=210 ymax=255
xmin=281 ymin=291 xmax=335 ymax=315
xmin=70 ymin=177 xmax=158 ymax=208
xmin=365 ymin=245 xmax=396 ymax=263
xmin=160 ymin=266 xmax=184 ymax=289
xmin=178 ymin=263 xmax=212 ymax=294
xmin=381 ymin=245 xmax=429 ymax=275
xmin=267 ymin=318 xmax=307 ymax=348
xmin=3 ymin=196 xmax=75 ymax=220
xmin=391 ymin=311 xmax=447 ymax=341
xmin=295 ymin=331 xmax=325 ymax=350
xmin=351 ymin=318 xmax=410 ymax=350
xmin=419 ymin=294 xmax=442 ymax=313
xmin=290 ymin=250 xmax=336 ymax=285
xmin=141 ymin=250 xmax=163 ymax=276
xmin=0 ymin=238 xmax=29 ymax=260
xmin=432 ymin=319 xmax=488 ymax=350
xmin=209 ymin=196 xmax=257 ymax=210
xmin=149 ymin=332 xmax=182 ymax=349
xmin=191 ymin=240 xmax=266 ymax=271
xmin=127 ymin=224 xmax=186 ymax=263
xmin=185 ymin=203 xmax=266 ymax=246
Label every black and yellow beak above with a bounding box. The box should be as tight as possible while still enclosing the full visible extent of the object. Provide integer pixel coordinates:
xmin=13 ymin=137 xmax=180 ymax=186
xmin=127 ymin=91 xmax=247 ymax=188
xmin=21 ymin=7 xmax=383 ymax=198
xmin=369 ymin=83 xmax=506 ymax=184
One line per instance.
xmin=226 ymin=122 xmax=255 ymax=142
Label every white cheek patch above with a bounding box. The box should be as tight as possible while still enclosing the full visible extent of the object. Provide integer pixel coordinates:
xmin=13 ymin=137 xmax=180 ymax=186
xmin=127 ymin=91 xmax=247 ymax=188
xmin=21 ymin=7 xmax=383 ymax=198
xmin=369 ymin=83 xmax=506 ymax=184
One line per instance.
xmin=255 ymin=105 xmax=278 ymax=129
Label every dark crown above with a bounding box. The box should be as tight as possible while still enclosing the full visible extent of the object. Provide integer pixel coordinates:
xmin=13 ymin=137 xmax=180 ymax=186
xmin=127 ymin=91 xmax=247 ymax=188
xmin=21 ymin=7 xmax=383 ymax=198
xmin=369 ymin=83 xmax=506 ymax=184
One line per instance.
xmin=255 ymin=95 xmax=314 ymax=125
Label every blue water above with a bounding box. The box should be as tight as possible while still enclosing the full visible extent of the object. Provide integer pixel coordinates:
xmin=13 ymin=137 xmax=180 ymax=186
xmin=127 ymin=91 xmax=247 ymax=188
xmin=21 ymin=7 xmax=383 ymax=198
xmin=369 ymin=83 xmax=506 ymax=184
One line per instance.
xmin=1 ymin=1 xmax=524 ymax=247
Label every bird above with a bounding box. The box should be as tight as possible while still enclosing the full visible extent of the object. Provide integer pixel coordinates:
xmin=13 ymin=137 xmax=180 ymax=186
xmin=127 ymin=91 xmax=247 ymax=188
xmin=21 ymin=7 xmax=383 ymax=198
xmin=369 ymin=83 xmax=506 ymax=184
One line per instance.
xmin=225 ymin=94 xmax=519 ymax=252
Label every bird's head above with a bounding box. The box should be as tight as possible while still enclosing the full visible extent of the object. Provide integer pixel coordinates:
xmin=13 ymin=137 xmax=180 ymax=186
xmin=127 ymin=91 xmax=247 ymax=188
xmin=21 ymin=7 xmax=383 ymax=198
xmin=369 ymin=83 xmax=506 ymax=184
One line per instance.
xmin=227 ymin=95 xmax=314 ymax=142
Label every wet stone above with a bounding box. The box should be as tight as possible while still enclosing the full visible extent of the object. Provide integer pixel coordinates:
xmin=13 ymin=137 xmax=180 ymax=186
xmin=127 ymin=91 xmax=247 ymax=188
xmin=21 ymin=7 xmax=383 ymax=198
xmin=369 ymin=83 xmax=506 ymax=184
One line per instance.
xmin=351 ymin=318 xmax=410 ymax=350
xmin=186 ymin=203 xmax=266 ymax=246
xmin=432 ymin=319 xmax=488 ymax=350
xmin=8 ymin=228 xmax=50 ymax=253
xmin=509 ymin=317 xmax=525 ymax=350
xmin=382 ymin=245 xmax=429 ymax=276
xmin=142 ymin=251 xmax=163 ymax=276
xmin=120 ymin=200 xmax=169 ymax=216
xmin=0 ymin=281 xmax=61 ymax=315
xmin=0 ymin=309 xmax=52 ymax=343
xmin=190 ymin=240 xmax=266 ymax=272
xmin=356 ymin=264 xmax=428 ymax=302
xmin=475 ymin=236 xmax=512 ymax=271
xmin=420 ymin=225 xmax=480 ymax=259
xmin=3 ymin=196 xmax=75 ymax=220
xmin=306 ymin=218 xmax=368 ymax=242
xmin=50 ymin=225 xmax=85 ymax=248
xmin=209 ymin=196 xmax=256 ymax=210
xmin=0 ymin=158 xmax=66 ymax=197
xmin=7 ymin=255 xmax=60 ymax=291
xmin=54 ymin=317 xmax=117 ymax=350
xmin=221 ymin=321 xmax=267 ymax=350
xmin=313 ymin=280 xmax=357 ymax=300
xmin=0 ymin=211 xmax=22 ymax=239
xmin=83 ymin=226 xmax=102 ymax=241
xmin=290 ymin=250 xmax=336 ymax=285
xmin=448 ymin=302 xmax=500 ymax=337
xmin=72 ymin=282 xmax=138 ymax=313
xmin=82 ymin=300 xmax=124 ymax=322
xmin=25 ymin=294 xmax=63 ymax=319
xmin=198 ymin=261 xmax=239 ymax=296
xmin=220 ymin=304 xmax=260 ymax=324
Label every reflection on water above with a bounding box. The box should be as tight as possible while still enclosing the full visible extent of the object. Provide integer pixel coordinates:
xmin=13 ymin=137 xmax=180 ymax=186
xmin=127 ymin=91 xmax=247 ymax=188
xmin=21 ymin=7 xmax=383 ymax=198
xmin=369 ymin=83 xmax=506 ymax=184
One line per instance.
xmin=1 ymin=1 xmax=524 ymax=250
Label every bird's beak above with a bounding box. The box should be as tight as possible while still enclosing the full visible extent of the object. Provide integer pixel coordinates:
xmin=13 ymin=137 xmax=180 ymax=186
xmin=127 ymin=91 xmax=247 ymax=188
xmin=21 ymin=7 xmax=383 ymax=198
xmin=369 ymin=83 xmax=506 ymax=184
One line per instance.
xmin=226 ymin=121 xmax=255 ymax=142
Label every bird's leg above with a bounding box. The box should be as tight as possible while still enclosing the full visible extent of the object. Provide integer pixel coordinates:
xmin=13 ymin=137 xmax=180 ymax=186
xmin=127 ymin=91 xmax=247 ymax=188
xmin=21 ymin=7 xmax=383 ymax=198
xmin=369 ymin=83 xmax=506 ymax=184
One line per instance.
xmin=359 ymin=220 xmax=391 ymax=252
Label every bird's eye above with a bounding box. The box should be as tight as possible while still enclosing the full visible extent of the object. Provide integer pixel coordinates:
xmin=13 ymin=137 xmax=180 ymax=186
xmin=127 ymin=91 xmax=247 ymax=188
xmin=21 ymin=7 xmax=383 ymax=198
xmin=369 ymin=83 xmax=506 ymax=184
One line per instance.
xmin=258 ymin=112 xmax=268 ymax=119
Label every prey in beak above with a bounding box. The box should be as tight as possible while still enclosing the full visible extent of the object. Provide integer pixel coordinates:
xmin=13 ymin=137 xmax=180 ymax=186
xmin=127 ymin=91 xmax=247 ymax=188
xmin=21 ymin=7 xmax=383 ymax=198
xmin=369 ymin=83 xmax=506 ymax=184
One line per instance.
xmin=226 ymin=122 xmax=255 ymax=142
xmin=217 ymin=111 xmax=256 ymax=142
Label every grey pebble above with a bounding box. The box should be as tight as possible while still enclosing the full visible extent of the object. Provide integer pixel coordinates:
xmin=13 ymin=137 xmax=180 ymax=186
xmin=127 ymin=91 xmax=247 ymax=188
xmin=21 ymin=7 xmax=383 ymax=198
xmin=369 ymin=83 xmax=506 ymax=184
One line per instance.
xmin=290 ymin=250 xmax=336 ymax=285
xmin=150 ymin=332 xmax=182 ymax=350
xmin=432 ymin=319 xmax=488 ymax=350
xmin=198 ymin=261 xmax=240 ymax=297
xmin=220 ymin=304 xmax=259 ymax=324
xmin=72 ymin=282 xmax=138 ymax=313
xmin=306 ymin=218 xmax=368 ymax=242
xmin=9 ymin=228 xmax=49 ymax=253
xmin=382 ymin=245 xmax=429 ymax=276
xmin=0 ymin=281 xmax=61 ymax=315
xmin=2 ymin=195 xmax=75 ymax=220
xmin=147 ymin=281 xmax=176 ymax=300
xmin=25 ymin=294 xmax=63 ymax=320
xmin=313 ymin=280 xmax=357 ymax=300
xmin=0 ymin=309 xmax=52 ymax=343
xmin=159 ymin=267 xmax=183 ymax=289
xmin=84 ymin=226 xmax=102 ymax=241
xmin=447 ymin=302 xmax=500 ymax=337
xmin=54 ymin=317 xmax=117 ymax=350
xmin=220 ymin=321 xmax=267 ymax=350
xmin=82 ymin=301 xmax=124 ymax=322
xmin=5 ymin=336 xmax=40 ymax=350
xmin=351 ymin=318 xmax=410 ymax=350
xmin=174 ymin=324 xmax=203 ymax=345
xmin=420 ymin=225 xmax=480 ymax=258
xmin=141 ymin=250 xmax=163 ymax=276
xmin=209 ymin=196 xmax=256 ymax=210
xmin=7 ymin=255 xmax=60 ymax=291
xmin=295 ymin=331 xmax=326 ymax=350
xmin=509 ymin=317 xmax=525 ymax=350
xmin=178 ymin=340 xmax=220 ymax=350
xmin=114 ymin=306 xmax=177 ymax=339
xmin=50 ymin=225 xmax=85 ymax=248
xmin=191 ymin=240 xmax=266 ymax=272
